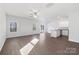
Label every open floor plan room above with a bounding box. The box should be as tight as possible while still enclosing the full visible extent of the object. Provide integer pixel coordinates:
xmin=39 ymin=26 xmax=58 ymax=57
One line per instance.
xmin=0 ymin=3 xmax=79 ymax=55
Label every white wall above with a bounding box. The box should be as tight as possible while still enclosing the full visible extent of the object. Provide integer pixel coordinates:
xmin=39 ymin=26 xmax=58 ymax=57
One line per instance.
xmin=69 ymin=12 xmax=79 ymax=42
xmin=0 ymin=8 xmax=6 ymax=51
xmin=6 ymin=15 xmax=41 ymax=38
xmin=47 ymin=20 xmax=59 ymax=33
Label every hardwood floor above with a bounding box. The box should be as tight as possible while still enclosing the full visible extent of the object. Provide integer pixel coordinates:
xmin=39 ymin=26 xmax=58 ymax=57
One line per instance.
xmin=0 ymin=33 xmax=79 ymax=55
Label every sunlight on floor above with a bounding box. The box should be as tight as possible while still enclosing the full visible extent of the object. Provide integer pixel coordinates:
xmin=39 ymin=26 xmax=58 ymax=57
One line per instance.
xmin=30 ymin=38 xmax=39 ymax=45
xmin=20 ymin=38 xmax=39 ymax=55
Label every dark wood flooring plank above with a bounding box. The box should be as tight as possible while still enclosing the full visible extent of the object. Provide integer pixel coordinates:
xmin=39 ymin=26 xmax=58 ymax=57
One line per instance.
xmin=0 ymin=33 xmax=79 ymax=55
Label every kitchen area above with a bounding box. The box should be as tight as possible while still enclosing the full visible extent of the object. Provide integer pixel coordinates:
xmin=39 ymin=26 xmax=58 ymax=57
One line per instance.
xmin=47 ymin=20 xmax=69 ymax=38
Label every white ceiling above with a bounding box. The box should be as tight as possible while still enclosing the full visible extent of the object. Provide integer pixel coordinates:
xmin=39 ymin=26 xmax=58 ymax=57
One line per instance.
xmin=0 ymin=3 xmax=79 ymax=21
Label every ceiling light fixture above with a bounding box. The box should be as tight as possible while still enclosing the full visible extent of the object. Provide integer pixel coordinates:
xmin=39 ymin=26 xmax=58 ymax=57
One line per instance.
xmin=29 ymin=8 xmax=40 ymax=18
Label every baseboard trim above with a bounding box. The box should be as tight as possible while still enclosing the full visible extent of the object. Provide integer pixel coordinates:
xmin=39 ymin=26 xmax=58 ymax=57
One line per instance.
xmin=69 ymin=39 xmax=79 ymax=43
xmin=6 ymin=33 xmax=40 ymax=39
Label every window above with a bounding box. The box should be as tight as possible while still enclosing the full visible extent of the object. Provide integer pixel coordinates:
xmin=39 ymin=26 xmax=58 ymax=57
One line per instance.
xmin=41 ymin=25 xmax=44 ymax=30
xmin=33 ymin=24 xmax=36 ymax=31
xmin=10 ymin=22 xmax=17 ymax=32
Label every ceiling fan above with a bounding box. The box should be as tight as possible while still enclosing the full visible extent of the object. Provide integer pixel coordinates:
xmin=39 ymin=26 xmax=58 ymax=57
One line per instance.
xmin=28 ymin=3 xmax=54 ymax=18
xmin=29 ymin=8 xmax=40 ymax=18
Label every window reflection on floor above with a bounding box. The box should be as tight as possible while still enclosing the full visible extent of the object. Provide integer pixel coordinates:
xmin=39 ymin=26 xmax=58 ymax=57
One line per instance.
xmin=20 ymin=37 xmax=39 ymax=55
